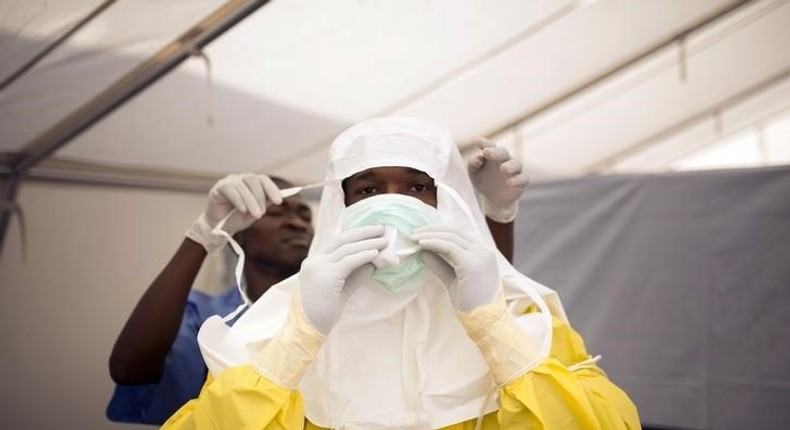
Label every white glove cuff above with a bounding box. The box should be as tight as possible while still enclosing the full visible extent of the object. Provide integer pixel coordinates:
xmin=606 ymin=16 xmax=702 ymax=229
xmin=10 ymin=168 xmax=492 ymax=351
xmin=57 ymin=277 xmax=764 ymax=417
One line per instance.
xmin=457 ymin=290 xmax=541 ymax=385
xmin=481 ymin=199 xmax=518 ymax=223
xmin=185 ymin=213 xmax=227 ymax=254
xmin=253 ymin=290 xmax=326 ymax=390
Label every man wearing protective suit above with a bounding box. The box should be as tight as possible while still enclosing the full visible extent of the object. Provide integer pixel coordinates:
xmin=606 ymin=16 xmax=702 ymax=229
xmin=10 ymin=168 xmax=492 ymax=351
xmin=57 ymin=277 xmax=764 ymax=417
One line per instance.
xmin=162 ymin=117 xmax=640 ymax=429
xmin=108 ymin=140 xmax=524 ymax=424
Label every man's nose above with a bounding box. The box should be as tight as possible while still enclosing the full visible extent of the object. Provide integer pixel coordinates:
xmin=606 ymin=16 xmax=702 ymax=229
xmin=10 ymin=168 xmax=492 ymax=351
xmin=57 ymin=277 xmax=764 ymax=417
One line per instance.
xmin=384 ymin=183 xmax=402 ymax=194
xmin=283 ymin=212 xmax=311 ymax=230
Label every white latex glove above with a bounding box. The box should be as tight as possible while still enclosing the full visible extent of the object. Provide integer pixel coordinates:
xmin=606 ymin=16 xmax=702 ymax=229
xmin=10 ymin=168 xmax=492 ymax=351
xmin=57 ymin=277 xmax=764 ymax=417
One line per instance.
xmin=252 ymin=226 xmax=385 ymax=388
xmin=411 ymin=225 xmax=500 ymax=312
xmin=185 ymin=173 xmax=283 ymax=253
xmin=299 ymin=225 xmax=388 ymax=334
xmin=467 ymin=137 xmax=529 ymax=223
xmin=415 ymin=226 xmax=541 ymax=385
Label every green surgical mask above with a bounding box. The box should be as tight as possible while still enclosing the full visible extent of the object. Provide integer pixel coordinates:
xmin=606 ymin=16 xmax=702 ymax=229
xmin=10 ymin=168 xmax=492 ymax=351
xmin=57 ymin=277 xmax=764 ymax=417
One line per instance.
xmin=342 ymin=193 xmax=443 ymax=293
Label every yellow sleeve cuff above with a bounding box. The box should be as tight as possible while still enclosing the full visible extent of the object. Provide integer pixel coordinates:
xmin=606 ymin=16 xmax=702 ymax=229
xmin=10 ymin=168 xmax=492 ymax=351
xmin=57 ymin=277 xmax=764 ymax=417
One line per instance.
xmin=456 ymin=290 xmax=542 ymax=385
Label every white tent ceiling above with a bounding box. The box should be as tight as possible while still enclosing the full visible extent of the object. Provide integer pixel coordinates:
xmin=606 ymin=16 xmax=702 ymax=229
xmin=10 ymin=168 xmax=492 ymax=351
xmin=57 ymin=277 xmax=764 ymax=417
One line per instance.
xmin=1 ymin=0 xmax=789 ymax=189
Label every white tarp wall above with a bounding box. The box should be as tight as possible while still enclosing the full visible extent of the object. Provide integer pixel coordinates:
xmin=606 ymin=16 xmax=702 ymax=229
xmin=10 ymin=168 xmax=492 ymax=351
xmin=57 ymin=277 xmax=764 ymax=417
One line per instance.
xmin=0 ymin=182 xmax=229 ymax=430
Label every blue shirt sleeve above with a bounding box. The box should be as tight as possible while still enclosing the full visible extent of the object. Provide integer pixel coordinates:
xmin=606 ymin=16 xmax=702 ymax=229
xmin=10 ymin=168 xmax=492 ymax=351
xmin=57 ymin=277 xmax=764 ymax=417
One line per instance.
xmin=107 ymin=287 xmax=242 ymax=425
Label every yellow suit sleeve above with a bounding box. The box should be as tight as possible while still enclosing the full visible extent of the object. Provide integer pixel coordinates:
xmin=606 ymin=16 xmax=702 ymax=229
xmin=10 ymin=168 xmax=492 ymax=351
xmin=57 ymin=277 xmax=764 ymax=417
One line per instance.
xmin=495 ymin=316 xmax=641 ymax=430
xmin=457 ymin=290 xmax=641 ymax=430
xmin=161 ymin=289 xmax=327 ymax=430
xmin=161 ymin=365 xmax=306 ymax=430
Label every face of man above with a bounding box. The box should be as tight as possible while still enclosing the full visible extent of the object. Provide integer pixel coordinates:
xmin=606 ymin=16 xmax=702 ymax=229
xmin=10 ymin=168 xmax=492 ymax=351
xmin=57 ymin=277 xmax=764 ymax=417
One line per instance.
xmin=237 ymin=193 xmax=314 ymax=273
xmin=342 ymin=166 xmax=438 ymax=207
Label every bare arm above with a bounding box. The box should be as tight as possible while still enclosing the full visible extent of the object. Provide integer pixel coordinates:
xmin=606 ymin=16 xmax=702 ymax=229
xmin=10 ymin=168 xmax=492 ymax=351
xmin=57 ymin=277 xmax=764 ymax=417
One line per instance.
xmin=486 ymin=217 xmax=514 ymax=262
xmin=109 ymin=174 xmax=281 ymax=385
xmin=109 ymin=238 xmax=207 ymax=384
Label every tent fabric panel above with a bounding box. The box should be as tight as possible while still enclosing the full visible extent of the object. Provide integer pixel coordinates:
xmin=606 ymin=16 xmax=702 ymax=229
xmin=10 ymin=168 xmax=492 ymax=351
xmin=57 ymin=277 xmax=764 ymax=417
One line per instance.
xmin=510 ymin=1 xmax=790 ymax=175
xmin=513 ymin=166 xmax=790 ymax=429
xmin=0 ymin=0 xmax=223 ymax=153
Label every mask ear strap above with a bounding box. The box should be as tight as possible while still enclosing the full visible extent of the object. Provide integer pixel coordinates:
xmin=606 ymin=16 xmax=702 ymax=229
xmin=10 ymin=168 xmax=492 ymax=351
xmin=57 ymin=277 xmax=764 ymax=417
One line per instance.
xmin=208 ymin=179 xmax=339 ymax=309
xmin=280 ymin=178 xmax=340 ymax=198
xmin=213 ymin=213 xmax=252 ymax=307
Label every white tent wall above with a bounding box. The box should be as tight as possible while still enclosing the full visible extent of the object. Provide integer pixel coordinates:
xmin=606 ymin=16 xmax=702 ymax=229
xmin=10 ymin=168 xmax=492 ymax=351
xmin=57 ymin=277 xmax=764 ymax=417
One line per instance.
xmin=0 ymin=181 xmax=230 ymax=430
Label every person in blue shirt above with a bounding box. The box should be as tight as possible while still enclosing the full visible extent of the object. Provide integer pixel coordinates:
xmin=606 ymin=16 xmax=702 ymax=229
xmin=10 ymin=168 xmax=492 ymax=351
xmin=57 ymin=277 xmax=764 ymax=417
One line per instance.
xmin=107 ymin=174 xmax=314 ymax=424
xmin=106 ymin=138 xmax=528 ymax=425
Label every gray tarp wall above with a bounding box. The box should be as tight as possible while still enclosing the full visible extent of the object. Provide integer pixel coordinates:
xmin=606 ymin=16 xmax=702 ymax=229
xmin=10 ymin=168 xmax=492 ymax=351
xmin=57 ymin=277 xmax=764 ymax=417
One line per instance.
xmin=513 ymin=166 xmax=790 ymax=429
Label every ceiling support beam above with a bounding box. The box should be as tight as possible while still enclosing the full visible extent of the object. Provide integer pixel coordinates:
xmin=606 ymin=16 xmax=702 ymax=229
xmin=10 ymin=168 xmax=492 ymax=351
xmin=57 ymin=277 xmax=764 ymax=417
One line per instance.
xmin=0 ymin=175 xmax=21 ymax=258
xmin=0 ymin=0 xmax=271 ymax=256
xmin=9 ymin=0 xmax=270 ymax=176
xmin=27 ymin=159 xmax=217 ymax=193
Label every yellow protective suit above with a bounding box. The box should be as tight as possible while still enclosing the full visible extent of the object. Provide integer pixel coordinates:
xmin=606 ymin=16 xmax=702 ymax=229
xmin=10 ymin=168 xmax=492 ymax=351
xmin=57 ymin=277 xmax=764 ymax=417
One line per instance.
xmin=162 ymin=314 xmax=640 ymax=430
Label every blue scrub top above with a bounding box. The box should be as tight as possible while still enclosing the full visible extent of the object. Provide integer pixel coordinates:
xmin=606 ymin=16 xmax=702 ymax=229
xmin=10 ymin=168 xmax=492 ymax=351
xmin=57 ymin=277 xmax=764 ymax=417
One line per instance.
xmin=106 ymin=287 xmax=243 ymax=425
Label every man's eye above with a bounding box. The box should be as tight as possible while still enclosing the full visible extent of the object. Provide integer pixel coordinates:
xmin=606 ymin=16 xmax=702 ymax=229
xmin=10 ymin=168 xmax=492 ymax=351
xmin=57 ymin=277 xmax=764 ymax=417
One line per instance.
xmin=359 ymin=186 xmax=378 ymax=195
xmin=411 ymin=183 xmax=429 ymax=192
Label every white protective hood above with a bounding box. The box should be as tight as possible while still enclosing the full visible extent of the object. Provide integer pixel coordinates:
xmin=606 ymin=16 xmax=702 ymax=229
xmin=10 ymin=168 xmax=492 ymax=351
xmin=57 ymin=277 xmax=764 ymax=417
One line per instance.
xmin=197 ymin=117 xmax=567 ymax=429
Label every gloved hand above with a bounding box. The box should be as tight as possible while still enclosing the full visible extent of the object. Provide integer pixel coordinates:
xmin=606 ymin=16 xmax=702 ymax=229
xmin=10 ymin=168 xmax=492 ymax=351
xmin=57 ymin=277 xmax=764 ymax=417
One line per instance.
xmin=467 ymin=137 xmax=529 ymax=223
xmin=252 ymin=226 xmax=386 ymax=389
xmin=411 ymin=225 xmax=500 ymax=312
xmin=185 ymin=173 xmax=283 ymax=253
xmin=415 ymin=225 xmax=542 ymax=386
xmin=299 ymin=225 xmax=388 ymax=334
